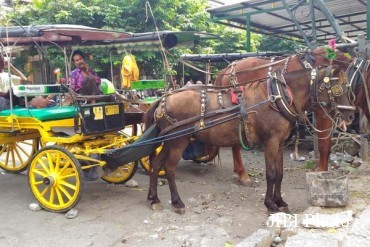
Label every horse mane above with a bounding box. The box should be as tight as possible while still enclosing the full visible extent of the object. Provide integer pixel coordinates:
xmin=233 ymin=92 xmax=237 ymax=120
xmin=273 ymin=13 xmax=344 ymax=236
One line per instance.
xmin=312 ymin=46 xmax=353 ymax=67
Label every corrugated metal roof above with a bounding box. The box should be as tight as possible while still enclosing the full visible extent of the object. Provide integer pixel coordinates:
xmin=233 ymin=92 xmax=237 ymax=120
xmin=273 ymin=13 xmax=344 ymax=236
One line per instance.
xmin=207 ymin=0 xmax=367 ymax=46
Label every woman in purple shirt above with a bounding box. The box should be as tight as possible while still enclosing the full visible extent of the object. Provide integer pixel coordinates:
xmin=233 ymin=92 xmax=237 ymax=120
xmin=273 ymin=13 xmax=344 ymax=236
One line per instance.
xmin=70 ymin=50 xmax=102 ymax=95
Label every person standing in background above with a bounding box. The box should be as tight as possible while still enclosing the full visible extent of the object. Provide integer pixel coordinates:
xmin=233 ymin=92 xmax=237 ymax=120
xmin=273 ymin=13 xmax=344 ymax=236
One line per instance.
xmin=0 ymin=54 xmax=29 ymax=92
xmin=0 ymin=54 xmax=29 ymax=110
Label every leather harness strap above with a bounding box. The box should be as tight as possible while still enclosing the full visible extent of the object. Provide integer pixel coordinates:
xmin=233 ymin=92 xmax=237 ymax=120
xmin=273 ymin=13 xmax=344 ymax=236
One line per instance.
xmin=158 ymin=104 xmax=240 ymax=136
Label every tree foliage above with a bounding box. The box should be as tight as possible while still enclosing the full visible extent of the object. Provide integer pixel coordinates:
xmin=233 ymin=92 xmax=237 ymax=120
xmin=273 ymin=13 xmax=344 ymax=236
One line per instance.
xmin=3 ymin=0 xmax=264 ymax=84
xmin=258 ymin=35 xmax=303 ymax=53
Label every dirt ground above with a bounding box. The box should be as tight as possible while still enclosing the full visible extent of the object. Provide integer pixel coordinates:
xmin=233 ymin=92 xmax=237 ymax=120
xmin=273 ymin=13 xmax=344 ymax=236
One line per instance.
xmin=0 ymin=144 xmax=311 ymax=247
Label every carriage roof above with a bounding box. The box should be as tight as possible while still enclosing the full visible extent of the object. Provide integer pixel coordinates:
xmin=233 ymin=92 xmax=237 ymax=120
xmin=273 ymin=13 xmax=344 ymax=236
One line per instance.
xmin=0 ymin=24 xmax=216 ymax=50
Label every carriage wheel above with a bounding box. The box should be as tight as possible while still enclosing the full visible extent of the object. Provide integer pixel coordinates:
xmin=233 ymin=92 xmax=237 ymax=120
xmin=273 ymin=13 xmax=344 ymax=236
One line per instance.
xmin=101 ymin=138 xmax=138 ymax=184
xmin=28 ymin=145 xmax=84 ymax=213
xmin=0 ymin=138 xmax=38 ymax=173
xmin=192 ymin=146 xmax=220 ymax=163
xmin=101 ymin=161 xmax=138 ymax=184
xmin=140 ymin=145 xmax=165 ymax=176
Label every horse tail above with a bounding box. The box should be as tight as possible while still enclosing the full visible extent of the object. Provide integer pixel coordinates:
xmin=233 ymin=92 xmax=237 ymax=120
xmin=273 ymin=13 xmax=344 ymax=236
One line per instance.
xmin=143 ymin=99 xmax=161 ymax=130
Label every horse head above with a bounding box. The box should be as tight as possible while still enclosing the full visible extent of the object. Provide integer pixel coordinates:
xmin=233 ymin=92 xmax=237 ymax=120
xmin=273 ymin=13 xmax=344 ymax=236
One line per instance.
xmin=299 ymin=47 xmax=353 ymax=71
xmin=310 ymin=65 xmax=355 ymax=130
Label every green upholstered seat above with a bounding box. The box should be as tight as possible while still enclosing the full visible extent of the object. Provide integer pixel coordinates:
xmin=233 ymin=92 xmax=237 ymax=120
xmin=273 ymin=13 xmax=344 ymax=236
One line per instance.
xmin=0 ymin=106 xmax=77 ymax=121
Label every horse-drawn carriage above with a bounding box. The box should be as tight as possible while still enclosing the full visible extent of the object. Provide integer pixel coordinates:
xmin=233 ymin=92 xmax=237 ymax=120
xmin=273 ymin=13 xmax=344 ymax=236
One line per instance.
xmin=0 ymin=25 xmax=153 ymax=212
xmin=0 ymin=23 xmax=360 ymax=215
xmin=0 ymin=24 xmax=222 ymax=212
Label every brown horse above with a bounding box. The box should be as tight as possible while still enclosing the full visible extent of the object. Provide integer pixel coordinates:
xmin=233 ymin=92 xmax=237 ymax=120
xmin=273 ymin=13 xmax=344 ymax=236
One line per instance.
xmin=316 ymin=56 xmax=370 ymax=171
xmin=214 ymin=47 xmax=354 ymax=183
xmin=143 ymin=63 xmax=354 ymax=214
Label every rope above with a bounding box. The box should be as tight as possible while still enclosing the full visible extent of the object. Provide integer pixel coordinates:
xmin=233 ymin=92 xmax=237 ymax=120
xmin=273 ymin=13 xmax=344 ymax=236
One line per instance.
xmin=238 ymin=121 xmax=252 ymax=150
xmin=145 ymin=1 xmax=175 ymax=89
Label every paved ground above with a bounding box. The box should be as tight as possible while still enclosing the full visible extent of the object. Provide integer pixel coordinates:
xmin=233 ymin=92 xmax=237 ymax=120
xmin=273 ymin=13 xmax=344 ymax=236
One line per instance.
xmin=0 ymin=145 xmax=368 ymax=247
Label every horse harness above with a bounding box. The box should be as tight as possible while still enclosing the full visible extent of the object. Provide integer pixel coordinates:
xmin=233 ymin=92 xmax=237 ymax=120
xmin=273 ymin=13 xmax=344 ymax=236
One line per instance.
xmin=154 ymin=88 xmax=241 ymax=137
xmin=268 ymin=54 xmax=354 ymax=121
xmin=153 ymin=52 xmax=352 ymax=144
xmin=346 ymin=58 xmax=370 ymax=114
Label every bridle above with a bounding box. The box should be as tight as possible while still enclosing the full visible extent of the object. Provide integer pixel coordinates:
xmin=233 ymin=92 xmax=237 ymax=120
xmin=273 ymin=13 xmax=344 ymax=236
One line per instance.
xmin=313 ymin=65 xmax=356 ymax=115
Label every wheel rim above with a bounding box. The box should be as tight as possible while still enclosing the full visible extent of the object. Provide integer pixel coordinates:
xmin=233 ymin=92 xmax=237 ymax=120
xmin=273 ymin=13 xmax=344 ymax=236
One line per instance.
xmin=193 ymin=146 xmax=219 ymax=163
xmin=0 ymin=139 xmax=37 ymax=173
xmin=140 ymin=145 xmax=165 ymax=176
xmin=28 ymin=147 xmax=83 ymax=212
xmin=101 ymin=161 xmax=137 ymax=183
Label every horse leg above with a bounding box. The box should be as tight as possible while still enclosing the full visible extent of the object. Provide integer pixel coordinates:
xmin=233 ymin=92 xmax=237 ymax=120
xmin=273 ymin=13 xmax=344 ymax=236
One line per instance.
xmin=315 ymin=108 xmax=332 ymax=171
xmin=163 ymin=139 xmax=190 ymax=214
xmin=147 ymin=146 xmax=167 ymax=211
xmin=232 ymin=146 xmax=251 ymax=185
xmin=263 ymin=139 xmax=281 ymax=212
xmin=272 ymin=148 xmax=289 ymax=212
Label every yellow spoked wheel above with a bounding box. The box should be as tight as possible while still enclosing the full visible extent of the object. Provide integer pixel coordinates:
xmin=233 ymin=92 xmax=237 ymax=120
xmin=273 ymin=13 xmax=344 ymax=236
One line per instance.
xmin=0 ymin=138 xmax=38 ymax=173
xmin=28 ymin=145 xmax=84 ymax=212
xmin=101 ymin=138 xmax=138 ymax=184
xmin=101 ymin=161 xmax=138 ymax=184
xmin=140 ymin=144 xmax=165 ymax=176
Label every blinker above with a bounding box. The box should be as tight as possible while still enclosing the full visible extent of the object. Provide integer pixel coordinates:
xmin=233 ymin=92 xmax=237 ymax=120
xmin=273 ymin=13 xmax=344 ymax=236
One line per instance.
xmin=331 ymin=85 xmax=343 ymax=97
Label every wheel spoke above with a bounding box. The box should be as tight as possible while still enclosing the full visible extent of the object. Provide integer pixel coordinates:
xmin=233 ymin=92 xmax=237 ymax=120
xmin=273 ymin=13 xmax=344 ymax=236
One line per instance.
xmin=40 ymin=186 xmax=49 ymax=197
xmin=59 ymin=160 xmax=71 ymax=174
xmin=59 ymin=180 xmax=77 ymax=191
xmin=60 ymin=173 xmax=77 ymax=179
xmin=55 ymin=153 xmax=61 ymax=173
xmin=55 ymin=187 xmax=65 ymax=205
xmin=38 ymin=159 xmax=50 ymax=174
xmin=4 ymin=145 xmax=10 ymax=167
xmin=13 ymin=145 xmax=25 ymax=167
xmin=49 ymin=187 xmax=55 ymax=204
xmin=0 ymin=145 xmax=6 ymax=155
xmin=32 ymin=169 xmax=47 ymax=177
xmin=47 ymin=153 xmax=55 ymax=173
xmin=32 ymin=180 xmax=44 ymax=186
xmin=58 ymin=185 xmax=73 ymax=200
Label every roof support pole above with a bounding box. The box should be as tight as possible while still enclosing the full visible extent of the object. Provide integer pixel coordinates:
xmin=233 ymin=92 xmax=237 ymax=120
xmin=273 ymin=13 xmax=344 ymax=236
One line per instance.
xmin=205 ymin=62 xmax=210 ymax=84
xmin=246 ymin=14 xmax=251 ymax=52
xmin=310 ymin=0 xmax=317 ymax=48
xmin=280 ymin=0 xmax=314 ymax=49
xmin=314 ymin=0 xmax=344 ymax=40
xmin=367 ymin=0 xmax=370 ymax=40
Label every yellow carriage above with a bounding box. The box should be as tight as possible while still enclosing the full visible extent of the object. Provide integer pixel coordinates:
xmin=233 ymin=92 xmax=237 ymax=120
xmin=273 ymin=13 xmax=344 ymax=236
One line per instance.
xmin=0 ymin=84 xmax=140 ymax=212
xmin=0 ymin=24 xmax=216 ymax=212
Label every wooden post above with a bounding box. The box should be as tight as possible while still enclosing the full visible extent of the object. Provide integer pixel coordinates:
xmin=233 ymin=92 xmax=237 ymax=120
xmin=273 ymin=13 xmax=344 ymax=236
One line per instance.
xmin=360 ymin=137 xmax=368 ymax=162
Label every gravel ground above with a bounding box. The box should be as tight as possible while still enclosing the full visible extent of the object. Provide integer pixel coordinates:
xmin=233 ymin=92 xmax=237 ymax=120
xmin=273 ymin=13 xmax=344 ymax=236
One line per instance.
xmin=0 ymin=145 xmax=312 ymax=247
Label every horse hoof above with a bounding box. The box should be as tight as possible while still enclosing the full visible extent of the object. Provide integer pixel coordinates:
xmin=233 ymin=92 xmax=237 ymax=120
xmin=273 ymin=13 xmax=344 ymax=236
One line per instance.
xmin=172 ymin=206 xmax=186 ymax=215
xmin=151 ymin=203 xmax=164 ymax=211
xmin=279 ymin=207 xmax=291 ymax=214
xmin=239 ymin=178 xmax=252 ymax=186
xmin=267 ymin=209 xmax=280 ymax=214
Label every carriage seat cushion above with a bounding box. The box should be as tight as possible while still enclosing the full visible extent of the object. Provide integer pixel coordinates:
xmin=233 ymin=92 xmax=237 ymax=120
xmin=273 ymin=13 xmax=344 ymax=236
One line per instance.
xmin=0 ymin=106 xmax=77 ymax=121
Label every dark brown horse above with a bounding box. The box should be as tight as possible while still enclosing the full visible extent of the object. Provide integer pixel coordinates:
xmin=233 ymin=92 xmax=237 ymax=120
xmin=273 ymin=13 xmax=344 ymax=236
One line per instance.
xmin=316 ymin=56 xmax=370 ymax=171
xmin=143 ymin=63 xmax=354 ymax=214
xmin=214 ymin=48 xmax=354 ymax=183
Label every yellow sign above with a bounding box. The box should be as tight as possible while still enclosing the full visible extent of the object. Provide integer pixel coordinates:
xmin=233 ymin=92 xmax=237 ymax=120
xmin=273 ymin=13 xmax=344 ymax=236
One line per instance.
xmin=93 ymin=106 xmax=103 ymax=120
xmin=105 ymin=105 xmax=119 ymax=115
